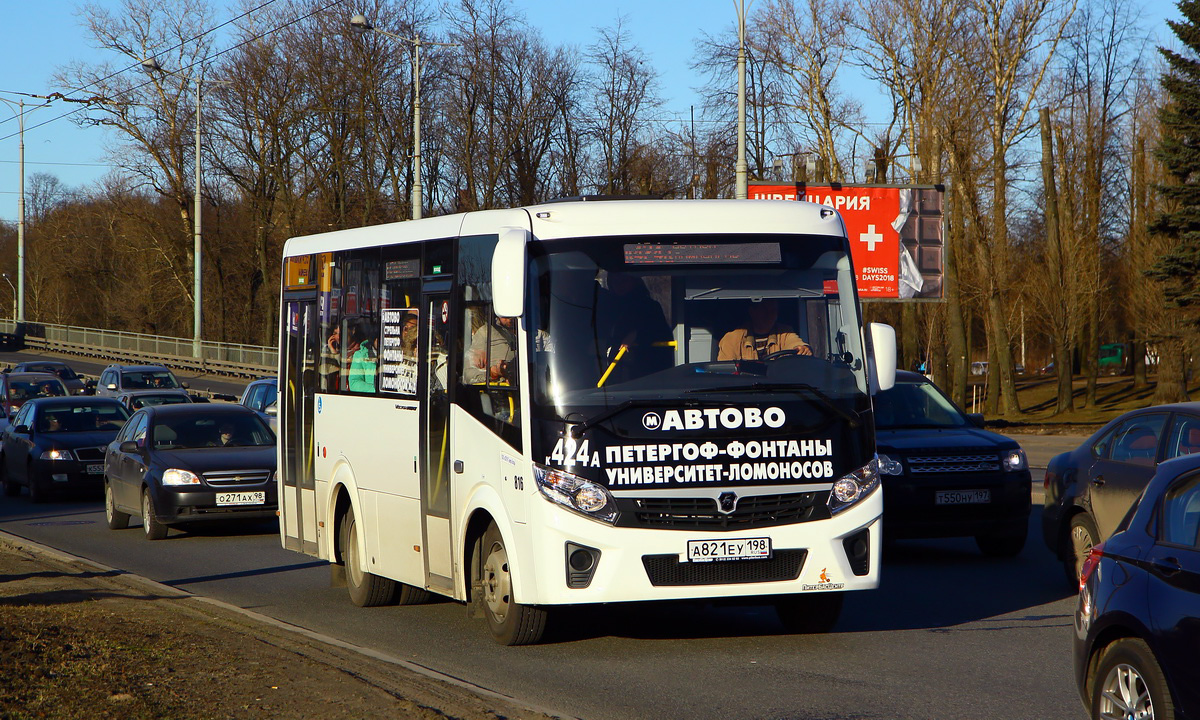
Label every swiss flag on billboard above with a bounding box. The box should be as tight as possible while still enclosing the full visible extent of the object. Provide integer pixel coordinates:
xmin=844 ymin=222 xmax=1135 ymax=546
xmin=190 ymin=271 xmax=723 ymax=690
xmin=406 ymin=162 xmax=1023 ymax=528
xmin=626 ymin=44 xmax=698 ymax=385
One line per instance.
xmin=748 ymin=183 xmax=945 ymax=300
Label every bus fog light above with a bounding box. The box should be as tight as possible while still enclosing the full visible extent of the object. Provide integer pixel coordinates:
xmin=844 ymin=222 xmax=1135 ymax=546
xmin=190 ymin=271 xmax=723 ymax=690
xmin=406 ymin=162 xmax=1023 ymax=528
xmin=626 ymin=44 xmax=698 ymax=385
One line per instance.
xmin=832 ymin=478 xmax=860 ymax=503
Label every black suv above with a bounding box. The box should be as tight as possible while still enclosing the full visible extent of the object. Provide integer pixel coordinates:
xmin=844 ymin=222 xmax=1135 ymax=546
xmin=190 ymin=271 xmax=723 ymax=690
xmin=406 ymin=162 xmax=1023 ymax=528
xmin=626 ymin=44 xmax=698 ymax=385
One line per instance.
xmin=875 ymin=371 xmax=1031 ymax=557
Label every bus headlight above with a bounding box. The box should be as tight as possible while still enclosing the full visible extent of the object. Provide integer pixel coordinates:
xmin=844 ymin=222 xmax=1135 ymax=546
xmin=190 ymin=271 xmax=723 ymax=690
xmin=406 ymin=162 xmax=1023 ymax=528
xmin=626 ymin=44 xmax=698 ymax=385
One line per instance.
xmin=534 ymin=464 xmax=618 ymax=524
xmin=827 ymin=457 xmax=881 ymax=515
xmin=162 ymin=468 xmax=201 ymax=486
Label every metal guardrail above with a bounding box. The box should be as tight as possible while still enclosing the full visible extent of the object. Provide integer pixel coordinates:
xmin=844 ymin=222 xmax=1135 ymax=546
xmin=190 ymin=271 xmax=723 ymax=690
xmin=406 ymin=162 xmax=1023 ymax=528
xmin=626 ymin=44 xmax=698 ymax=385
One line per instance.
xmin=0 ymin=319 xmax=277 ymax=378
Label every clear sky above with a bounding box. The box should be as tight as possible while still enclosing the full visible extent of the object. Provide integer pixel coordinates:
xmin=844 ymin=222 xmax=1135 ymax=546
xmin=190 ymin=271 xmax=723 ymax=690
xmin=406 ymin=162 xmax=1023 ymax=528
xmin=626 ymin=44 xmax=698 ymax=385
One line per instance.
xmin=0 ymin=0 xmax=1181 ymax=223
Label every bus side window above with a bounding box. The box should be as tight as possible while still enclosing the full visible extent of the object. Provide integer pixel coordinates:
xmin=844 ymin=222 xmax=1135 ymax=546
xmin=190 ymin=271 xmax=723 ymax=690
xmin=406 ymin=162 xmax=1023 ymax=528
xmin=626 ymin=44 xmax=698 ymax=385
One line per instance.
xmin=456 ymin=234 xmax=521 ymax=450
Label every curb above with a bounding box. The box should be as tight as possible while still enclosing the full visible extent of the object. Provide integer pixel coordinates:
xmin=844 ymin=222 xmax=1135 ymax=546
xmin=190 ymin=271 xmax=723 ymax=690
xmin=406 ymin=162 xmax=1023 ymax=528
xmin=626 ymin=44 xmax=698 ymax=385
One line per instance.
xmin=0 ymin=530 xmax=579 ymax=720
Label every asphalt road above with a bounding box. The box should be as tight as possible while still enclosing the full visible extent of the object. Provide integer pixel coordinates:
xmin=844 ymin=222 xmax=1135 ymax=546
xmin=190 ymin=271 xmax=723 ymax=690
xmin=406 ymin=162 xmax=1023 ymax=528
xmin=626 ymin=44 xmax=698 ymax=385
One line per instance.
xmin=0 ymin=350 xmax=1090 ymax=719
xmin=1 ymin=496 xmax=1085 ymax=720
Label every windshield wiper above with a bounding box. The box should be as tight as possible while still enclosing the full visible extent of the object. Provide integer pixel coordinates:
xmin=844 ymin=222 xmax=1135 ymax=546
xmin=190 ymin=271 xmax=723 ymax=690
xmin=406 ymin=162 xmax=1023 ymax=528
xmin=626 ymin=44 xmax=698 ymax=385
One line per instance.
xmin=569 ymin=398 xmax=666 ymax=438
xmin=688 ymin=382 xmax=862 ymax=428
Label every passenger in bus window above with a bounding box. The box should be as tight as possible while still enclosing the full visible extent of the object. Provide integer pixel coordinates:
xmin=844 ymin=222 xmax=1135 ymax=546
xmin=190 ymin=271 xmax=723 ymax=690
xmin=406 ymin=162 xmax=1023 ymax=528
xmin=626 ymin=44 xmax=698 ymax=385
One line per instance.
xmin=348 ymin=326 xmax=378 ymax=393
xmin=717 ymin=299 xmax=812 ymax=361
xmin=595 ymin=272 xmax=673 ymax=382
xmin=466 ymin=315 xmax=516 ymax=385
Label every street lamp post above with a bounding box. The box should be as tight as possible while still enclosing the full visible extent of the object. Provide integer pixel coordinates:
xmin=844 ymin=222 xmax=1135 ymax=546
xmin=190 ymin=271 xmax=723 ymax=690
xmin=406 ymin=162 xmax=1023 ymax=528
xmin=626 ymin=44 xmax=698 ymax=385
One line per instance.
xmin=734 ymin=0 xmax=750 ymax=200
xmin=141 ymin=58 xmax=208 ymax=358
xmin=352 ymin=15 xmax=454 ymax=221
xmin=1 ymin=96 xmax=52 ymax=326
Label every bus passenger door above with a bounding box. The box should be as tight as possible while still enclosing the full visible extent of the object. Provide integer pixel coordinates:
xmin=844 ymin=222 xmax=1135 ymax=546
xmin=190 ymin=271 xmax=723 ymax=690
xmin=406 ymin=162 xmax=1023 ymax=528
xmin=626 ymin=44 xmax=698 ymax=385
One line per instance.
xmin=281 ymin=300 xmax=319 ymax=555
xmin=421 ymin=286 xmax=455 ymax=593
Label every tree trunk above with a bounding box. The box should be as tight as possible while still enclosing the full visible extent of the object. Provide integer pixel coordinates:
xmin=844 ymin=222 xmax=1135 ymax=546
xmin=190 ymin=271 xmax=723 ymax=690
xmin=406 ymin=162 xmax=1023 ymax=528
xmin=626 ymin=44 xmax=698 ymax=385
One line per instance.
xmin=1153 ymin=336 xmax=1190 ymax=404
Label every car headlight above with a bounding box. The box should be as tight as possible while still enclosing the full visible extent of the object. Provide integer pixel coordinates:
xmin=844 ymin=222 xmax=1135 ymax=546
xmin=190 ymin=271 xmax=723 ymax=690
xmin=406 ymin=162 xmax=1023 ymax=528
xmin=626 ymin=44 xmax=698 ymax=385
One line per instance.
xmin=534 ymin=464 xmax=618 ymax=524
xmin=827 ymin=457 xmax=881 ymax=515
xmin=162 ymin=468 xmax=201 ymax=486
xmin=1001 ymin=449 xmax=1027 ymax=472
xmin=876 ymin=453 xmax=903 ymax=475
xmin=40 ymin=449 xmax=75 ymax=461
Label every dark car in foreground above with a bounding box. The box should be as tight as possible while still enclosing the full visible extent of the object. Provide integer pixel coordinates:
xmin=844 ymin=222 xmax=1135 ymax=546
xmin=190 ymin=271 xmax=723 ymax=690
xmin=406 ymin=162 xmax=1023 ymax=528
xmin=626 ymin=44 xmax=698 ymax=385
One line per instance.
xmin=10 ymin=361 xmax=88 ymax=395
xmin=1074 ymin=452 xmax=1200 ymax=720
xmin=1043 ymin=402 xmax=1200 ymax=586
xmin=875 ymin=371 xmax=1031 ymax=557
xmin=103 ymin=404 xmax=277 ymax=540
xmin=0 ymin=397 xmax=130 ymax=501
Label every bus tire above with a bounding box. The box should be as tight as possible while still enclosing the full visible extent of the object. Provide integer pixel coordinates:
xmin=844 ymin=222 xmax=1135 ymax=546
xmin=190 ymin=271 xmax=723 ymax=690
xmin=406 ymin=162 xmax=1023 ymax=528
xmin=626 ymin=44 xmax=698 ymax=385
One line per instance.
xmin=774 ymin=592 xmax=844 ymax=634
xmin=479 ymin=524 xmax=546 ymax=646
xmin=339 ymin=506 xmax=397 ymax=607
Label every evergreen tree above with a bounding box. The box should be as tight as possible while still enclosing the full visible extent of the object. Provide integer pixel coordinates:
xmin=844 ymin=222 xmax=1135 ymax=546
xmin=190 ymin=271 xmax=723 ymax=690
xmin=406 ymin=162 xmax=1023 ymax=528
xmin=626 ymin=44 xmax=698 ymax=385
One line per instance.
xmin=1146 ymin=0 xmax=1200 ymax=402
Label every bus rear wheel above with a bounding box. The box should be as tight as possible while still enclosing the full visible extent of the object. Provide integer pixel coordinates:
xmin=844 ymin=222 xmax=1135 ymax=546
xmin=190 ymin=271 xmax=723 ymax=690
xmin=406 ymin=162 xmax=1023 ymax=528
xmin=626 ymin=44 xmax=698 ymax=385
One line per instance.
xmin=339 ymin=506 xmax=397 ymax=607
xmin=479 ymin=524 xmax=546 ymax=646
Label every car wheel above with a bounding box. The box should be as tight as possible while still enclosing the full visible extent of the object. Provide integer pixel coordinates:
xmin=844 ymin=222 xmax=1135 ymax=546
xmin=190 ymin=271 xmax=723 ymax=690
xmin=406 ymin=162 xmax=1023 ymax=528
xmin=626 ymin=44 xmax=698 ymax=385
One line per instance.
xmin=1090 ymin=638 xmax=1175 ymax=720
xmin=774 ymin=592 xmax=844 ymax=634
xmin=975 ymin=521 xmax=1027 ymax=558
xmin=0 ymin=457 xmax=18 ymax=497
xmin=104 ymin=481 xmax=129 ymax=530
xmin=1066 ymin=513 xmax=1100 ymax=589
xmin=141 ymin=489 xmax=168 ymax=540
xmin=478 ymin=523 xmax=546 ymax=645
xmin=339 ymin=505 xmax=397 ymax=607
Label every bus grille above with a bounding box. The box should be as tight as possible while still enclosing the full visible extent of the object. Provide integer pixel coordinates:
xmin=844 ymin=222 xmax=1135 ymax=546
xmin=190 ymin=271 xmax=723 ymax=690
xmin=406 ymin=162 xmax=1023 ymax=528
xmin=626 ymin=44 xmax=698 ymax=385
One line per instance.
xmin=615 ymin=492 xmax=829 ymax=531
xmin=642 ymin=549 xmax=807 ymax=586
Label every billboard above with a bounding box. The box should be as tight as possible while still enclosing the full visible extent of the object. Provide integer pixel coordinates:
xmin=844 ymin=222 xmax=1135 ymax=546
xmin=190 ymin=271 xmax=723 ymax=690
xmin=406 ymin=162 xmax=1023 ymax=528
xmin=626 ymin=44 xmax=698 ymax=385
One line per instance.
xmin=749 ymin=182 xmax=945 ymax=300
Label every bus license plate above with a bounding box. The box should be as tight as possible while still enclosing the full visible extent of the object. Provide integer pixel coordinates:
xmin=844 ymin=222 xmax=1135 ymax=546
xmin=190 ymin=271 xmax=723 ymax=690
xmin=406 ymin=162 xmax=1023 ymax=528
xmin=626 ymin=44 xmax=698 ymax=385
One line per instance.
xmin=935 ymin=489 xmax=991 ymax=505
xmin=216 ymin=491 xmax=266 ymax=507
xmin=86 ymin=464 xmax=104 ymax=474
xmin=686 ymin=537 xmax=771 ymax=563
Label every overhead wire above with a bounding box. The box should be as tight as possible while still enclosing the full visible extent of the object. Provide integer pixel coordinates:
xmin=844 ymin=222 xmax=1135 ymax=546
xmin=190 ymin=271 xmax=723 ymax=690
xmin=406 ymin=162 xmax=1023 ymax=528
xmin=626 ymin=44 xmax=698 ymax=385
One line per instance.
xmin=0 ymin=0 xmax=348 ymax=144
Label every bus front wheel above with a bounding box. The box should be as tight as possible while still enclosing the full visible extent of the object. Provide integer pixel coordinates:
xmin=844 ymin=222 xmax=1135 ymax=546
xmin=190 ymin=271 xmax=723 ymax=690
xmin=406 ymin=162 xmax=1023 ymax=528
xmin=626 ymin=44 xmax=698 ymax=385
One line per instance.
xmin=479 ymin=524 xmax=546 ymax=645
xmin=340 ymin=506 xmax=397 ymax=607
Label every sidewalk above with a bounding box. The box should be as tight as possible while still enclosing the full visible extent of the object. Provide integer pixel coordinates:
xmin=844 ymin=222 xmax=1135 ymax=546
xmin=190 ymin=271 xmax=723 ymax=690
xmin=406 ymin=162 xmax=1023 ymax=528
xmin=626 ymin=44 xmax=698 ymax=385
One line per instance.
xmin=0 ymin=534 xmax=561 ymax=720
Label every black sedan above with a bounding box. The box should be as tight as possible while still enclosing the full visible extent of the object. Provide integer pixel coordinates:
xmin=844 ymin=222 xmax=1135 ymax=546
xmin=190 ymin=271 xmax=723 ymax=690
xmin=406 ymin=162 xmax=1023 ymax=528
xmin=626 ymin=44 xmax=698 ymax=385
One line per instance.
xmin=10 ymin=361 xmax=88 ymax=395
xmin=1074 ymin=452 xmax=1200 ymax=720
xmin=1043 ymin=402 xmax=1200 ymax=586
xmin=103 ymin=404 xmax=277 ymax=540
xmin=0 ymin=397 xmax=131 ymax=502
xmin=875 ymin=371 xmax=1031 ymax=557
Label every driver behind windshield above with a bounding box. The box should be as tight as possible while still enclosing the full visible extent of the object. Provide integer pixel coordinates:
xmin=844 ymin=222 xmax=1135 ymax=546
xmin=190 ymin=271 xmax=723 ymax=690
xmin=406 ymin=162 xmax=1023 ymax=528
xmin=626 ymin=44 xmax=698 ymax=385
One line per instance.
xmin=717 ymin=299 xmax=812 ymax=361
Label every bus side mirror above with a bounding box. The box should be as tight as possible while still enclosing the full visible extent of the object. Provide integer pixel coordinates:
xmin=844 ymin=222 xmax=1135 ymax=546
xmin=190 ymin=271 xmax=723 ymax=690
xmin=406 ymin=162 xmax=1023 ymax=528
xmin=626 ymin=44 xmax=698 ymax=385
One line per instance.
xmin=491 ymin=227 xmax=528 ymax=318
xmin=869 ymin=322 xmax=896 ymax=393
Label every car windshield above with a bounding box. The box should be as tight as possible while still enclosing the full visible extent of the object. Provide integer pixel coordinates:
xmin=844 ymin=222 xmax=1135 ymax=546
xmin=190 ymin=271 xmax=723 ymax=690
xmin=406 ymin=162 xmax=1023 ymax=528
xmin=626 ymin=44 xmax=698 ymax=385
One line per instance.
xmin=526 ymin=234 xmax=870 ymax=428
xmin=131 ymin=394 xmax=191 ymax=408
xmin=151 ymin=414 xmax=274 ymax=450
xmin=122 ymin=371 xmax=180 ymax=389
xmin=38 ymin=403 xmax=130 ymax=433
xmin=10 ymin=379 xmax=66 ymax=400
xmin=874 ymin=380 xmax=967 ymax=429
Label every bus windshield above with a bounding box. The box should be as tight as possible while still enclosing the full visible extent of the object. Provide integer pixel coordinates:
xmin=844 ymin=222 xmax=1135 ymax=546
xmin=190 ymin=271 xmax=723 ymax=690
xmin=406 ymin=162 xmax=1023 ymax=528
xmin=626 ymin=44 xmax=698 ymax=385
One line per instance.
xmin=527 ymin=234 xmax=871 ymax=430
